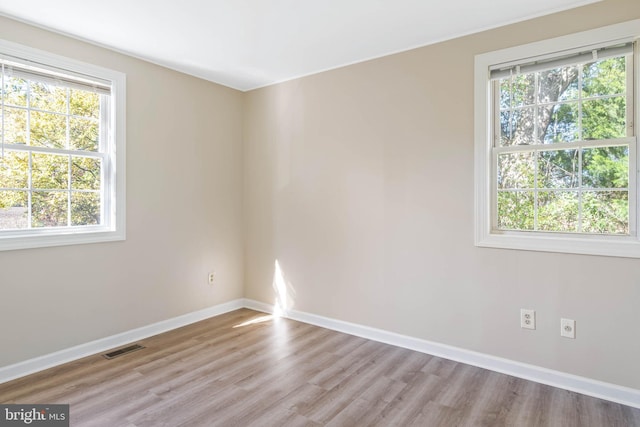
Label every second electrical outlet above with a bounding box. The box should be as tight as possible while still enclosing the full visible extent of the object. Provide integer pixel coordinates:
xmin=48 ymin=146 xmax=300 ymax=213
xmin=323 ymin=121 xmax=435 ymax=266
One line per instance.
xmin=561 ymin=318 xmax=576 ymax=339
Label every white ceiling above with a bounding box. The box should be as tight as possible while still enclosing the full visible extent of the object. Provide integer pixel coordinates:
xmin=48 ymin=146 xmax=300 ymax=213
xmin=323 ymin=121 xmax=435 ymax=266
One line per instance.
xmin=0 ymin=0 xmax=599 ymax=91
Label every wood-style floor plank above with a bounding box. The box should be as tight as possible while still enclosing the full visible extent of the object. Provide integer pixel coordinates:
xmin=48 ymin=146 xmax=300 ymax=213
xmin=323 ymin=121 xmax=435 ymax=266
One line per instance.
xmin=0 ymin=308 xmax=638 ymax=426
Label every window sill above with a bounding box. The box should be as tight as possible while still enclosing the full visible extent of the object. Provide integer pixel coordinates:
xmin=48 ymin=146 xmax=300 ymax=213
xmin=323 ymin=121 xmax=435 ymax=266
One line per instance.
xmin=475 ymin=231 xmax=640 ymax=258
xmin=0 ymin=228 xmax=125 ymax=251
xmin=474 ymin=19 xmax=640 ymax=259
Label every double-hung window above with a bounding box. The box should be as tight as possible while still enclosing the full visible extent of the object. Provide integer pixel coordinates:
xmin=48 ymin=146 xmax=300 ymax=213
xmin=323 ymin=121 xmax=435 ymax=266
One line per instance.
xmin=475 ymin=20 xmax=640 ymax=257
xmin=0 ymin=40 xmax=125 ymax=250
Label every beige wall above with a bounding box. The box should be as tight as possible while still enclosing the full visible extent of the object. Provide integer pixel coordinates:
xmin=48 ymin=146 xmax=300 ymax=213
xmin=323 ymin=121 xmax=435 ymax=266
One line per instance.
xmin=0 ymin=17 xmax=245 ymax=366
xmin=2 ymin=0 xmax=640 ymax=392
xmin=243 ymin=0 xmax=640 ymax=390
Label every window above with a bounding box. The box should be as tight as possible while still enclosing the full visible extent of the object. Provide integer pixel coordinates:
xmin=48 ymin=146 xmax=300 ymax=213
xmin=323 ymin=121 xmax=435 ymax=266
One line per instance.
xmin=0 ymin=40 xmax=125 ymax=250
xmin=475 ymin=20 xmax=640 ymax=257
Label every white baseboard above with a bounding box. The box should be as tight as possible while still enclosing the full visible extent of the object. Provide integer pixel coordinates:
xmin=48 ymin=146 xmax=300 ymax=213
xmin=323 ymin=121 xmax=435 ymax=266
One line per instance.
xmin=2 ymin=297 xmax=638 ymax=410
xmin=243 ymin=299 xmax=640 ymax=409
xmin=0 ymin=299 xmax=245 ymax=385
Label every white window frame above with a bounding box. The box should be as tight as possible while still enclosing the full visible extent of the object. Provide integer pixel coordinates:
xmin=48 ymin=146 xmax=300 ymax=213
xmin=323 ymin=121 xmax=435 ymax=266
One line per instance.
xmin=0 ymin=39 xmax=125 ymax=251
xmin=474 ymin=20 xmax=640 ymax=258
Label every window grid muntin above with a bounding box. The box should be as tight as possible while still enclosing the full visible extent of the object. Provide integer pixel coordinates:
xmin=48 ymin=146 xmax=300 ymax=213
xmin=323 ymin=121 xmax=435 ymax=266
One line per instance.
xmin=1 ymin=68 xmax=105 ymax=231
xmin=492 ymin=52 xmax=633 ymax=235
xmin=494 ymin=139 xmax=632 ymax=234
xmin=0 ymin=39 xmax=124 ymax=250
xmin=0 ymin=147 xmax=103 ymax=230
xmin=499 ymin=63 xmax=628 ymax=147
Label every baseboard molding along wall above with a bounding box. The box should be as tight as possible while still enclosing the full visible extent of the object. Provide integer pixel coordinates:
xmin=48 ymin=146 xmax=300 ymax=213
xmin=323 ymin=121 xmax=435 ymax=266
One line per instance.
xmin=0 ymin=299 xmax=245 ymax=385
xmin=1 ymin=297 xmax=638 ymax=410
xmin=243 ymin=299 xmax=640 ymax=410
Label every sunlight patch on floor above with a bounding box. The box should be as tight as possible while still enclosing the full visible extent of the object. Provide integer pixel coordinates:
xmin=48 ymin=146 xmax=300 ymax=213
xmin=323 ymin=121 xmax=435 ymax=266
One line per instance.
xmin=233 ymin=315 xmax=274 ymax=328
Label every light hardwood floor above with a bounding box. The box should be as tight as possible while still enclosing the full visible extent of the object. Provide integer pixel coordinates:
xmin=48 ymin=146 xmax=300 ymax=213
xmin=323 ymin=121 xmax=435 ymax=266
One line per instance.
xmin=1 ymin=308 xmax=638 ymax=426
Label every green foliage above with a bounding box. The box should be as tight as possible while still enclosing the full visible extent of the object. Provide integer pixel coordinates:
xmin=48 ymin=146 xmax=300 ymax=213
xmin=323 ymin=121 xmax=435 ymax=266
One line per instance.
xmin=537 ymin=192 xmax=578 ymax=232
xmin=70 ymin=117 xmax=99 ymax=151
xmin=3 ymin=77 xmax=27 ymax=106
xmin=543 ymin=103 xmax=578 ymax=143
xmin=583 ymin=57 xmax=626 ymax=97
xmin=538 ymin=149 xmax=578 ymax=188
xmin=582 ymin=97 xmax=626 ymax=140
xmin=4 ymin=107 xmax=27 ymax=144
xmin=31 ymin=110 xmax=66 ymax=149
xmin=70 ymin=89 xmax=99 ymax=118
xmin=0 ymin=151 xmax=28 ymax=190
xmin=497 ymin=55 xmax=630 ymax=234
xmin=498 ymin=152 xmax=535 ymax=189
xmin=582 ymin=146 xmax=628 ymax=188
xmin=497 ymin=192 xmax=534 ymax=230
xmin=0 ymin=77 xmax=102 ymax=230
xmin=32 ymin=191 xmax=67 ymax=227
xmin=582 ymin=191 xmax=628 ymax=233
xmin=71 ymin=192 xmax=100 ymax=226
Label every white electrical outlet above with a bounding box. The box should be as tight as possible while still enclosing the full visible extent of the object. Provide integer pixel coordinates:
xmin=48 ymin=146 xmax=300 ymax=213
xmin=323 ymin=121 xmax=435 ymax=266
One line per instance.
xmin=520 ymin=309 xmax=536 ymax=330
xmin=561 ymin=318 xmax=576 ymax=339
xmin=208 ymin=272 xmax=215 ymax=285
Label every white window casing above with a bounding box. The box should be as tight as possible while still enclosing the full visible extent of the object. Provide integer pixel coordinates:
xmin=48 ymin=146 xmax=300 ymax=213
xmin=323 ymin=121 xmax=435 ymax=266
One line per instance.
xmin=474 ymin=20 xmax=640 ymax=258
xmin=0 ymin=39 xmax=125 ymax=250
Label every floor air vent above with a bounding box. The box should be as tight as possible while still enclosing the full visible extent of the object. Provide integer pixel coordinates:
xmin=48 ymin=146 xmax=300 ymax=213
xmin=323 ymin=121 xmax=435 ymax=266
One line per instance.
xmin=103 ymin=344 xmax=145 ymax=359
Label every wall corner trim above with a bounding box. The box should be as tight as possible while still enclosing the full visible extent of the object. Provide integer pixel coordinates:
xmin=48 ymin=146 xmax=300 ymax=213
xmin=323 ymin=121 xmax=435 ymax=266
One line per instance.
xmin=242 ymin=299 xmax=640 ymax=409
xmin=0 ymin=299 xmax=245 ymax=385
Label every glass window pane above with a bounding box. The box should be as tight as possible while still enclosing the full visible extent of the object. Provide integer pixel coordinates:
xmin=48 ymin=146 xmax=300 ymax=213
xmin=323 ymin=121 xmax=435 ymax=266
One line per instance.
xmin=499 ymin=79 xmax=510 ymax=110
xmin=537 ymin=191 xmax=578 ymax=232
xmin=69 ymin=89 xmax=100 ymax=119
xmin=32 ymin=153 xmax=69 ymax=190
xmin=30 ymin=110 xmax=67 ymax=149
xmin=582 ymin=146 xmax=628 ymax=188
xmin=538 ymin=66 xmax=579 ymax=103
xmin=0 ymin=190 xmax=28 ymax=230
xmin=2 ymin=76 xmax=28 ymax=107
xmin=582 ymin=97 xmax=626 ymax=140
xmin=0 ymin=151 xmax=29 ymax=189
xmin=70 ymin=117 xmax=99 ymax=151
xmin=582 ymin=57 xmax=626 ymax=98
xmin=500 ymin=111 xmax=511 ymax=146
xmin=538 ymin=149 xmax=578 ymax=188
xmin=30 ymin=82 xmax=67 ymax=113
xmin=32 ymin=191 xmax=68 ymax=227
xmin=511 ymin=107 xmax=535 ymax=145
xmin=4 ymin=107 xmax=27 ymax=144
xmin=538 ymin=103 xmax=578 ymax=143
xmin=582 ymin=191 xmax=628 ymax=234
xmin=71 ymin=192 xmax=100 ymax=226
xmin=498 ymin=152 xmax=535 ymax=189
xmin=71 ymin=157 xmax=101 ymax=190
xmin=0 ymin=47 xmax=116 ymax=244
xmin=497 ymin=191 xmax=534 ymax=230
xmin=511 ymin=74 xmax=535 ymax=107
